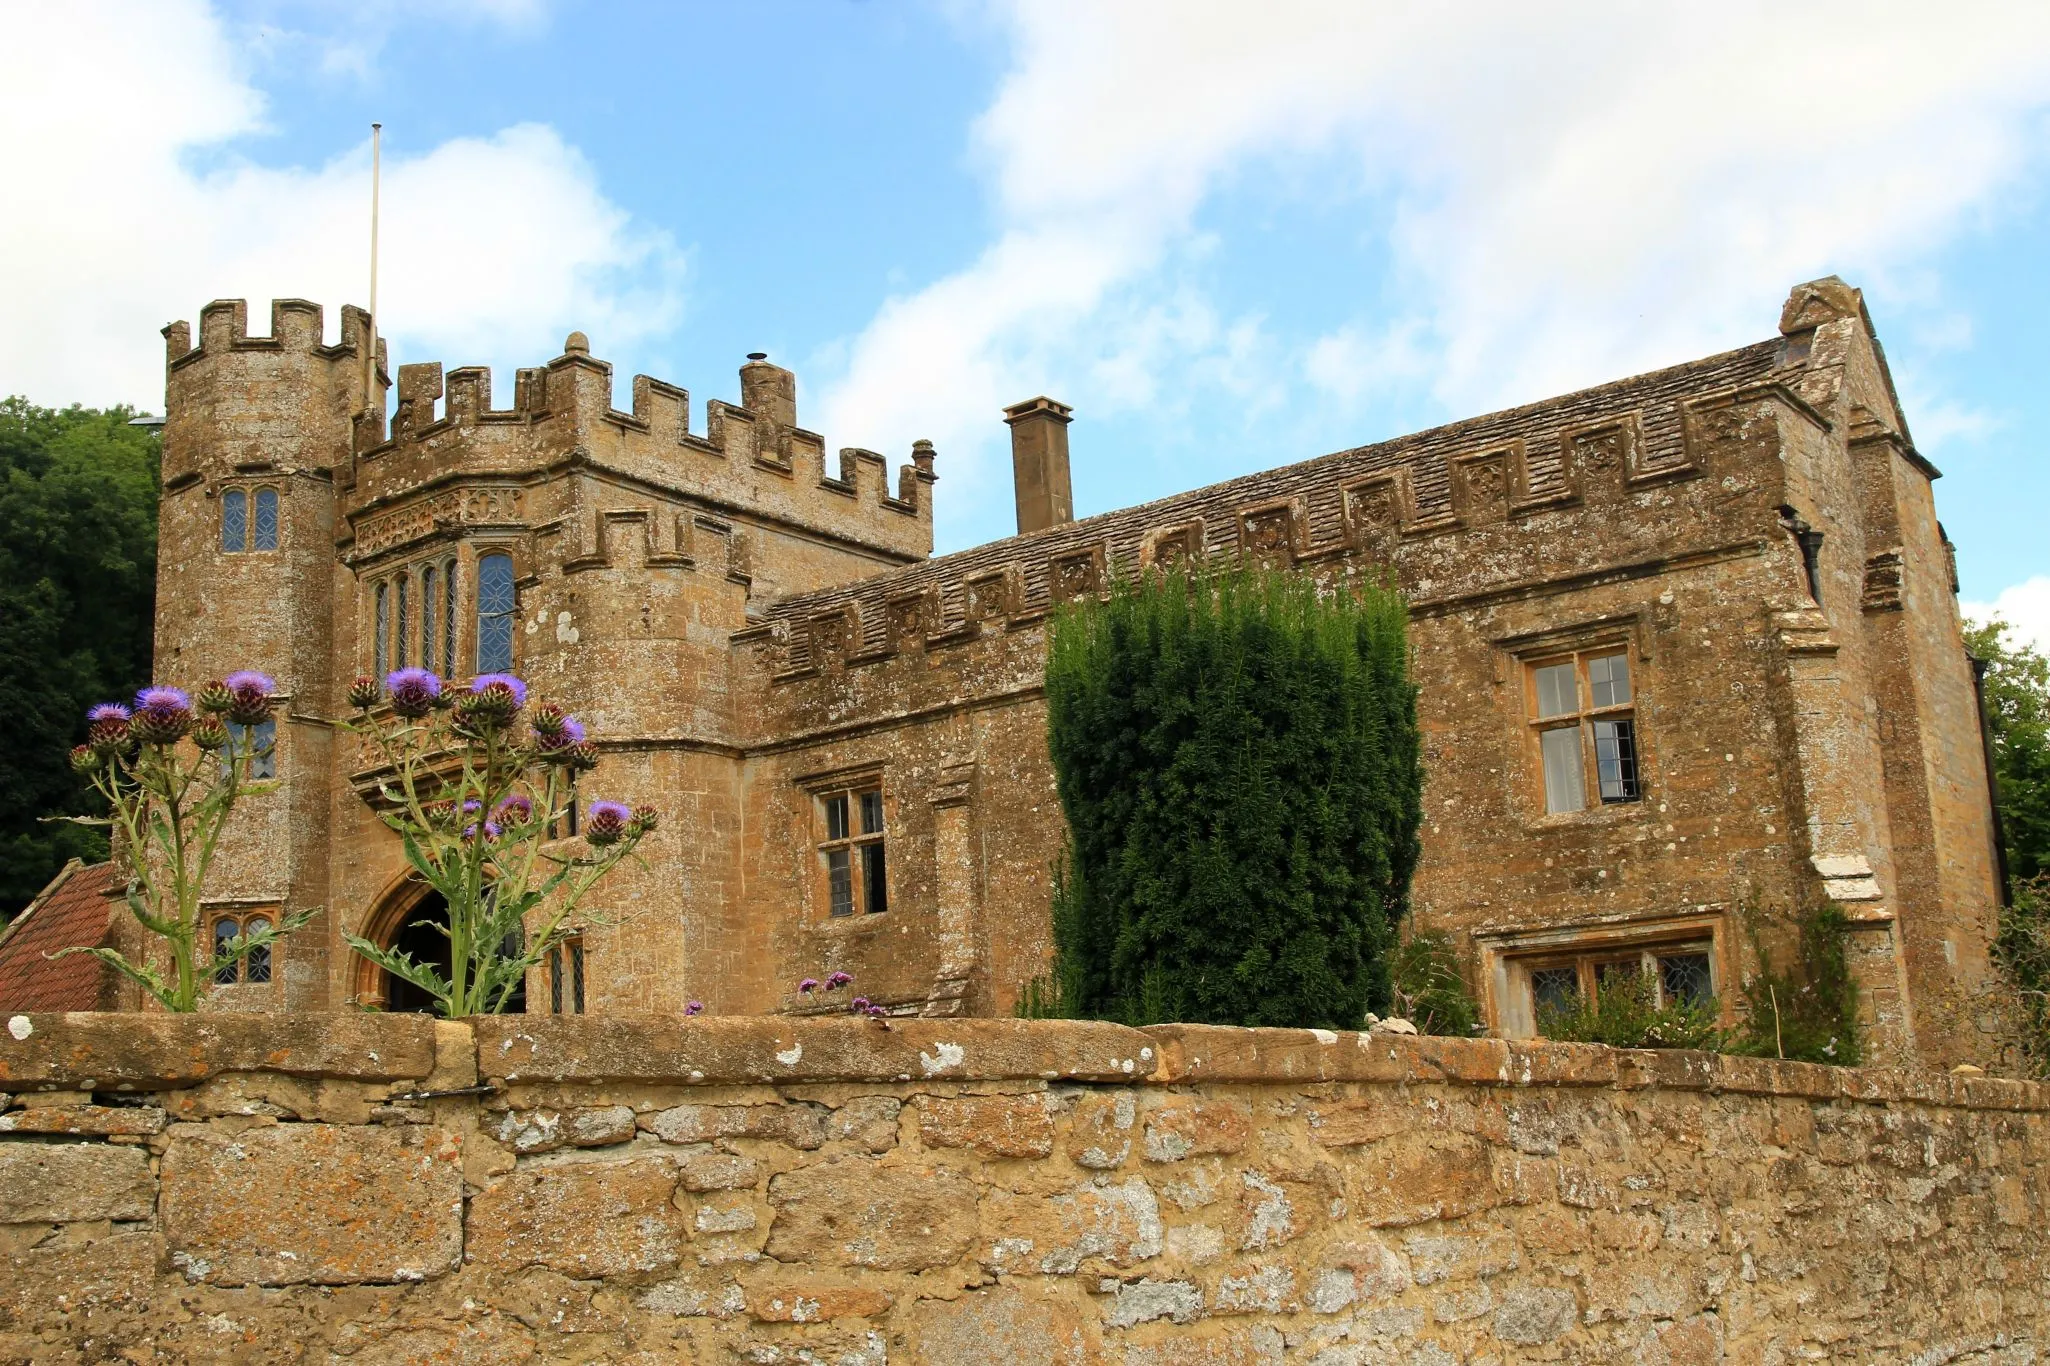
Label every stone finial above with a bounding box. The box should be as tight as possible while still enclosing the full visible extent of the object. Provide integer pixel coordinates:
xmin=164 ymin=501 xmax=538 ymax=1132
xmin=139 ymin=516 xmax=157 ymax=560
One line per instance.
xmin=912 ymin=439 xmax=937 ymax=476
xmin=563 ymin=331 xmax=591 ymax=356
xmin=1779 ymin=276 xmax=1865 ymax=336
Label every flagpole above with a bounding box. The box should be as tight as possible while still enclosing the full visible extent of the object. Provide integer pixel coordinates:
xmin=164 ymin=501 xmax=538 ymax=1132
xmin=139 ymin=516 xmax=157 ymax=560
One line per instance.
xmin=365 ymin=122 xmax=382 ymax=419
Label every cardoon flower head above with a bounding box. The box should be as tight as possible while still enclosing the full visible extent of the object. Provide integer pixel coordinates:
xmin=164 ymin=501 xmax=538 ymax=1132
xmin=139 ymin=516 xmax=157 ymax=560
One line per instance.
xmin=684 ymin=1000 xmax=704 ymax=1016
xmin=191 ymin=717 xmax=230 ymax=751
xmin=825 ymin=971 xmax=853 ymax=990
xmin=195 ymin=680 xmax=232 ymax=714
xmin=850 ymin=996 xmax=871 ymax=1012
xmin=130 ymin=687 xmax=193 ymax=745
xmin=469 ymin=673 xmax=528 ymax=708
xmin=494 ymin=795 xmax=534 ymax=825
xmin=223 ymin=670 xmax=276 ymax=725
xmin=347 ymin=675 xmax=381 ymax=710
xmin=423 ymin=799 xmax=457 ymax=828
xmin=534 ymin=712 xmax=589 ymax=761
xmin=798 ymin=977 xmax=820 ymax=994
xmin=384 ymin=667 xmax=442 ymax=719
xmin=68 ymin=744 xmax=98 ymax=774
xmin=584 ymin=799 xmax=632 ymax=846
xmin=566 ymin=740 xmax=599 ymax=772
xmin=866 ymin=1004 xmax=888 ymax=1018
xmin=631 ymin=805 xmax=659 ymax=834
xmin=86 ymin=703 xmax=133 ymax=756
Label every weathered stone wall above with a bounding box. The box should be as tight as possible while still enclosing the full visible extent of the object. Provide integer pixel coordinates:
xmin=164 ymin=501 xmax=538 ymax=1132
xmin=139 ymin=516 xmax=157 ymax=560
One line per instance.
xmin=2 ymin=1013 xmax=2044 ymax=1364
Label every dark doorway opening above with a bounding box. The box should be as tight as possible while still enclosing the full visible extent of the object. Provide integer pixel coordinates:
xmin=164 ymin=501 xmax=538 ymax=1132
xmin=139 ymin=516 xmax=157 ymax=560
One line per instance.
xmin=383 ymin=891 xmax=527 ymax=1015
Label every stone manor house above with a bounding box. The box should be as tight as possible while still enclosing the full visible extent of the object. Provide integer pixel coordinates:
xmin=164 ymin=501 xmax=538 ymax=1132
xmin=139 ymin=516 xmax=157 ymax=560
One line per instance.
xmin=6 ymin=276 xmax=2004 ymax=1069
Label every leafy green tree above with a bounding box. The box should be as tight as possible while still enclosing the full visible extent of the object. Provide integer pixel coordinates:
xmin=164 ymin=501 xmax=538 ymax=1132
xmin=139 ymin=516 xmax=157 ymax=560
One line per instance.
xmin=1043 ymin=566 xmax=1421 ymax=1028
xmin=0 ymin=399 xmax=160 ymax=919
xmin=1964 ymin=617 xmax=2050 ymax=882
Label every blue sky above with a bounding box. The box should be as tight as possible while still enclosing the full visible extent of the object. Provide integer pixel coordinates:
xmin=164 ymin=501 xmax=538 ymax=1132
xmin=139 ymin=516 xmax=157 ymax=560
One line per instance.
xmin=5 ymin=1 xmax=2048 ymax=642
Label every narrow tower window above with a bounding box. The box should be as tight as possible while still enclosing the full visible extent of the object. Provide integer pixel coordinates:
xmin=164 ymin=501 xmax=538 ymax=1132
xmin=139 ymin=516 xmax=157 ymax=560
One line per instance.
xmin=395 ymin=572 xmax=411 ymax=670
xmin=374 ymin=582 xmax=391 ymax=678
xmin=420 ymin=565 xmax=437 ymax=676
xmin=221 ymin=489 xmax=248 ymax=552
xmin=441 ymin=559 xmax=459 ymax=675
xmin=244 ymin=915 xmax=273 ymax=984
xmin=476 ymin=553 xmax=515 ymax=674
xmin=252 ymin=488 xmax=280 ymax=550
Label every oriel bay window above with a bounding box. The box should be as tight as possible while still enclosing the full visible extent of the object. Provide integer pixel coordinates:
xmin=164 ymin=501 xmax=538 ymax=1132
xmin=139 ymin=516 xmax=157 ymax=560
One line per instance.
xmin=369 ymin=556 xmax=460 ymax=680
xmin=817 ymin=786 xmax=887 ymax=918
xmin=1528 ymin=647 xmax=1642 ymax=815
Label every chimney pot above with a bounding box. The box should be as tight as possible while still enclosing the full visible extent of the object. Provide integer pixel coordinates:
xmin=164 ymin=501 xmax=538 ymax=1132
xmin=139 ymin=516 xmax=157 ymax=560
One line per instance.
xmin=1004 ymin=396 xmax=1074 ymax=536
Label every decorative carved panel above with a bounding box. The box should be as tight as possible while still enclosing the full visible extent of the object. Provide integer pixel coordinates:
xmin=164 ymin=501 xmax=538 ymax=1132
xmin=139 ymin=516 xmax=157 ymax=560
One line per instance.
xmin=354 ymin=487 xmax=521 ymax=557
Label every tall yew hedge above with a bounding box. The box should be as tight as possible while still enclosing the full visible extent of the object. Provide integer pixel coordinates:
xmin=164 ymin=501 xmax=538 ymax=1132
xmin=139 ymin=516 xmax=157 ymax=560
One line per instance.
xmin=1043 ymin=566 xmax=1422 ymax=1028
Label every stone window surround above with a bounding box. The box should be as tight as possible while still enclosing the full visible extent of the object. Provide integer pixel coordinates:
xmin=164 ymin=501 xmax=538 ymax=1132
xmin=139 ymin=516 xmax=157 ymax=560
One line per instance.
xmin=795 ymin=762 xmax=890 ymax=933
xmin=364 ymin=550 xmax=470 ymax=679
xmin=1475 ymin=909 xmax=1731 ymax=1039
xmin=205 ymin=900 xmax=286 ymax=992
xmin=1494 ymin=613 xmax=1653 ymax=829
xmin=217 ymin=481 xmax=284 ymax=554
xmin=547 ymin=934 xmax=587 ymax=1015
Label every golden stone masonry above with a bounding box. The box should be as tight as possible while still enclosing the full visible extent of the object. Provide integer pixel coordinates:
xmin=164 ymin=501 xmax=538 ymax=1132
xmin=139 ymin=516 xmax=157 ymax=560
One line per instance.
xmin=112 ymin=277 xmax=1999 ymax=1069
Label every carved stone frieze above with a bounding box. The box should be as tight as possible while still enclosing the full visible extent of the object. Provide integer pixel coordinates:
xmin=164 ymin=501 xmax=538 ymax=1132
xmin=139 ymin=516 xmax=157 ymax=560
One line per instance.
xmin=353 ymin=486 xmax=522 ymax=558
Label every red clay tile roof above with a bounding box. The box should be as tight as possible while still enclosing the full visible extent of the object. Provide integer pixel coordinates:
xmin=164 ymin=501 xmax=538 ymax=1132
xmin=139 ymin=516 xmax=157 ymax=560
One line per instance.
xmin=0 ymin=860 xmax=120 ymax=1012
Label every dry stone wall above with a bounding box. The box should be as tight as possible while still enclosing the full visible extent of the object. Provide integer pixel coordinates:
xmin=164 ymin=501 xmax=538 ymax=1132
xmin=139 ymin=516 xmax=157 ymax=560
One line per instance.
xmin=0 ymin=1013 xmax=2044 ymax=1364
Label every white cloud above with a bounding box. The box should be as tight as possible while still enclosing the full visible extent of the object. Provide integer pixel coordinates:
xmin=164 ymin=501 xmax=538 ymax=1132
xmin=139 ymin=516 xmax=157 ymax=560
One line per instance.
xmin=0 ymin=0 xmax=680 ymax=411
xmin=820 ymin=1 xmax=2050 ymax=547
xmin=1965 ymin=577 xmax=2050 ymax=658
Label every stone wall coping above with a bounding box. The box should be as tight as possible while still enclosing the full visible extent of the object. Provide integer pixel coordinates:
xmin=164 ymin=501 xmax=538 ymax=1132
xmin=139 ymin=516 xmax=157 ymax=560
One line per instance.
xmin=4 ymin=1013 xmax=2044 ymax=1110
xmin=0 ymin=1012 xmax=439 ymax=1089
xmin=471 ymin=1015 xmax=1161 ymax=1085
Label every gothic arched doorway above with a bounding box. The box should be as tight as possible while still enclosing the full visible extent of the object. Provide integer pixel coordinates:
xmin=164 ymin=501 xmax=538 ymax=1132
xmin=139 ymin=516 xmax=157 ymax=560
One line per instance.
xmin=352 ymin=882 xmax=526 ymax=1014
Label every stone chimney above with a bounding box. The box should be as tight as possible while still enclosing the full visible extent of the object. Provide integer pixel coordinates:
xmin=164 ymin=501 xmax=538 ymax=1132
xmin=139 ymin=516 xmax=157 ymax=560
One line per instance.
xmin=740 ymin=352 xmax=797 ymax=428
xmin=1003 ymin=396 xmax=1074 ymax=536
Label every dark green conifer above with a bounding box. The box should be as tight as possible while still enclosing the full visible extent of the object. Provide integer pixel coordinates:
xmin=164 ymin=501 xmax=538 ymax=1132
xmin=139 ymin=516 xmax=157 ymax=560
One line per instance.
xmin=1043 ymin=565 xmax=1421 ymax=1028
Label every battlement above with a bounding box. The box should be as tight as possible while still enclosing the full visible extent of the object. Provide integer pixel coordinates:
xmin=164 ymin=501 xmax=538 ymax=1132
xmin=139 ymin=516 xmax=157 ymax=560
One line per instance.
xmin=347 ymin=332 xmax=935 ymax=563
xmin=164 ymin=298 xmax=383 ymax=375
xmin=749 ymin=336 xmax=1826 ymax=680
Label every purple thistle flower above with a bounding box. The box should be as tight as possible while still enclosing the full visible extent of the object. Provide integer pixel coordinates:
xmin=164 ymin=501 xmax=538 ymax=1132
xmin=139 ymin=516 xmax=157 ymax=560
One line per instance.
xmin=222 ymin=670 xmax=276 ymax=725
xmin=461 ymin=799 xmax=483 ymax=814
xmin=130 ymin=687 xmax=194 ymax=745
xmin=135 ymin=686 xmax=192 ymax=712
xmin=850 ymin=996 xmax=871 ymax=1011
xmin=468 ymin=673 xmax=528 ymax=707
xmin=866 ymin=1004 xmax=887 ymax=1018
xmin=494 ymin=795 xmax=534 ymax=824
xmin=384 ymin=667 xmax=442 ymax=718
xmin=87 ymin=703 xmax=130 ymax=724
xmin=798 ymin=977 xmax=820 ymax=994
xmin=684 ymin=1001 xmax=704 ymax=1016
xmin=825 ymin=971 xmax=853 ymax=990
xmin=585 ymin=799 xmax=632 ymax=847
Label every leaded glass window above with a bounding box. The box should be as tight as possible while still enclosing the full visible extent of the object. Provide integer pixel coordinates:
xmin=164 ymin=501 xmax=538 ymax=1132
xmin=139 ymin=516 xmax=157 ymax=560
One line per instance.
xmin=221 ymin=489 xmax=248 ymax=552
xmin=252 ymin=488 xmax=279 ymax=550
xmin=476 ymin=553 xmax=515 ymax=674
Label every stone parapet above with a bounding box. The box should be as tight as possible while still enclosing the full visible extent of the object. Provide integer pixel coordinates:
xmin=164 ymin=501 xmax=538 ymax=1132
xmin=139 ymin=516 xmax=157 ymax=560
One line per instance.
xmin=2 ymin=1012 xmax=2045 ymax=1360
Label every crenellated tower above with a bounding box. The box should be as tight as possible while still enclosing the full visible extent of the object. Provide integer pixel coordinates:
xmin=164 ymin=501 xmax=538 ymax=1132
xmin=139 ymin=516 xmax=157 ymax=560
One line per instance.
xmin=155 ymin=299 xmax=383 ymax=1008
